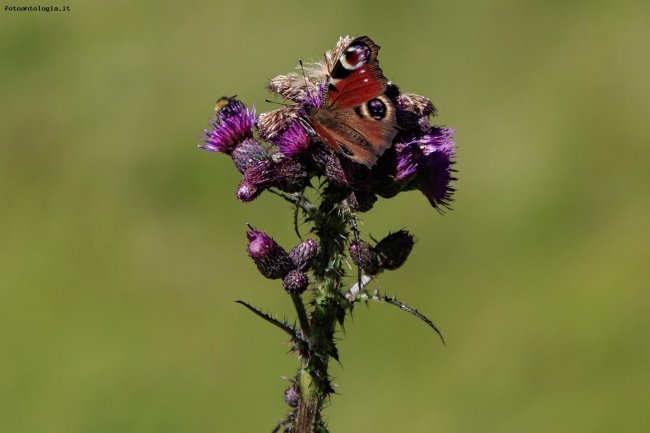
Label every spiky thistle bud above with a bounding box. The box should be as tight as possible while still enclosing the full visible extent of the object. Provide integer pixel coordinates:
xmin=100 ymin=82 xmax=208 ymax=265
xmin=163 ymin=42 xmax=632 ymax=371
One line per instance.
xmin=375 ymin=230 xmax=415 ymax=271
xmin=288 ymin=239 xmax=319 ymax=271
xmin=283 ymin=269 xmax=309 ymax=295
xmin=349 ymin=240 xmax=380 ymax=275
xmin=246 ymin=228 xmax=294 ymax=279
xmin=236 ymin=158 xmax=310 ymax=203
xmin=348 ymin=191 xmax=378 ymax=213
xmin=284 ymin=385 xmax=300 ymax=407
xmin=230 ymin=138 xmax=270 ymax=174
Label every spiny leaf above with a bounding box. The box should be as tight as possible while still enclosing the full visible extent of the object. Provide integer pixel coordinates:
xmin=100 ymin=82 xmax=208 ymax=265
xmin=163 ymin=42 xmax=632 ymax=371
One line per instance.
xmin=235 ymin=300 xmax=305 ymax=343
xmin=371 ymin=292 xmax=446 ymax=345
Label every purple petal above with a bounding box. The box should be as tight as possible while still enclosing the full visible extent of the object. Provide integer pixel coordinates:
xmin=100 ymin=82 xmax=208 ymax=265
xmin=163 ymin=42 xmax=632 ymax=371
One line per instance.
xmin=198 ymin=104 xmax=257 ymax=154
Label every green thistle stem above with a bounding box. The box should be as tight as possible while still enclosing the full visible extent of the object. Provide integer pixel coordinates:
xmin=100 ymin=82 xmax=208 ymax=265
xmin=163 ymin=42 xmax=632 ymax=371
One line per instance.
xmin=293 ymin=186 xmax=350 ymax=433
xmin=291 ymin=293 xmax=311 ymax=340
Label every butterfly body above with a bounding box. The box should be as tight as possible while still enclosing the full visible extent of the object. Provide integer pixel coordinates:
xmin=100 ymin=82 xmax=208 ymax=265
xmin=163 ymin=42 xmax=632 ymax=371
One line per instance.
xmin=305 ymin=36 xmax=398 ymax=167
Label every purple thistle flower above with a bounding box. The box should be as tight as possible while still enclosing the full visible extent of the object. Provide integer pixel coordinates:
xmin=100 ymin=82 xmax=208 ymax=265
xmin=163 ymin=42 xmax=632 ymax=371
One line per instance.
xmin=246 ymin=228 xmax=294 ymax=280
xmin=215 ymin=97 xmax=247 ymax=120
xmin=268 ymin=119 xmax=311 ymax=158
xmin=261 ymin=82 xmax=324 ymax=160
xmin=369 ymin=145 xmax=415 ymax=199
xmin=421 ymin=127 xmax=456 ymax=155
xmin=300 ymin=81 xmax=325 ymax=109
xmin=199 ymin=102 xmax=256 ymax=154
xmin=373 ymin=126 xmax=456 ymax=209
xmin=395 ymin=141 xmax=424 ymax=182
xmin=417 ymin=148 xmax=457 ymax=210
xmin=416 ymin=127 xmax=457 ymax=210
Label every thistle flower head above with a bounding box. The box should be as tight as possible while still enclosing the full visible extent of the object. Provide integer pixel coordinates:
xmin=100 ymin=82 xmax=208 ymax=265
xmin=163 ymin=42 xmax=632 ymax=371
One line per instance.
xmin=395 ymin=141 xmax=424 ymax=182
xmin=415 ymin=127 xmax=457 ymax=210
xmin=268 ymin=118 xmax=311 ymax=158
xmin=199 ymin=99 xmax=256 ymax=155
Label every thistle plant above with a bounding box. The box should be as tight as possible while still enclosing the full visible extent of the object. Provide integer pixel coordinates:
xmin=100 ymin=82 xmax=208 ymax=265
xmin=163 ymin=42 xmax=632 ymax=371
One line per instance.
xmin=197 ymin=36 xmax=456 ymax=433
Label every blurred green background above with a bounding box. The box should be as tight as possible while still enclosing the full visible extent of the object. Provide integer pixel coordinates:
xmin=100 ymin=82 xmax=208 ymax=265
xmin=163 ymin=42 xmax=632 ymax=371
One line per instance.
xmin=1 ymin=0 xmax=649 ymax=432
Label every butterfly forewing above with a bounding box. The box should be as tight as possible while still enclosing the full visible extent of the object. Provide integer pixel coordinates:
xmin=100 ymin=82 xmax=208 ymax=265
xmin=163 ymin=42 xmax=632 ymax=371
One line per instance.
xmin=306 ymin=36 xmax=398 ymax=167
xmin=327 ymin=37 xmax=386 ymax=110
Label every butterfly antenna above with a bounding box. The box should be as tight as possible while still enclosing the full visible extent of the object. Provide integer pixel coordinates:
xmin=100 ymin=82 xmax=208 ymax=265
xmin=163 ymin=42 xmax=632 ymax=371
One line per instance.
xmin=299 ymin=59 xmax=315 ymax=104
xmin=299 ymin=59 xmax=309 ymax=87
xmin=264 ymin=99 xmax=289 ymax=106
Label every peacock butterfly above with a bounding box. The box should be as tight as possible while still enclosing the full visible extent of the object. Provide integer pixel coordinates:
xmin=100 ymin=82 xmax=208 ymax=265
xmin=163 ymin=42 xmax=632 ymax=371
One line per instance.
xmin=303 ymin=36 xmax=398 ymax=167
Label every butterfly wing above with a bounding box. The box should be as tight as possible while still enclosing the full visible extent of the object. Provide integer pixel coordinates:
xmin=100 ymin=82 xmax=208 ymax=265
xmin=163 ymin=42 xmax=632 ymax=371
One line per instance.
xmin=308 ymin=36 xmax=398 ymax=167
xmin=326 ymin=36 xmax=387 ymax=110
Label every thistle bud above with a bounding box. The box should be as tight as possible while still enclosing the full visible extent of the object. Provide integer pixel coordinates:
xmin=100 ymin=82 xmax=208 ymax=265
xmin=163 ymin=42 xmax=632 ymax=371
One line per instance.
xmin=375 ymin=230 xmax=415 ymax=271
xmin=289 ymin=239 xmax=318 ymax=271
xmin=283 ymin=269 xmax=309 ymax=295
xmin=231 ymin=138 xmax=270 ymax=174
xmin=274 ymin=158 xmax=309 ymax=193
xmin=284 ymin=385 xmax=300 ymax=408
xmin=349 ymin=240 xmax=380 ymax=275
xmin=236 ymin=158 xmax=310 ymax=203
xmin=246 ymin=228 xmax=294 ymax=279
xmin=348 ymin=191 xmax=377 ymax=213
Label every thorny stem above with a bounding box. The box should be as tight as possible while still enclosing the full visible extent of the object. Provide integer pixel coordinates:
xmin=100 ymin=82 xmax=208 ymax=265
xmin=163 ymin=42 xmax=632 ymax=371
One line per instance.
xmin=291 ymin=293 xmax=311 ymax=340
xmin=293 ymin=185 xmax=350 ymax=433
xmin=258 ymin=185 xmax=445 ymax=433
